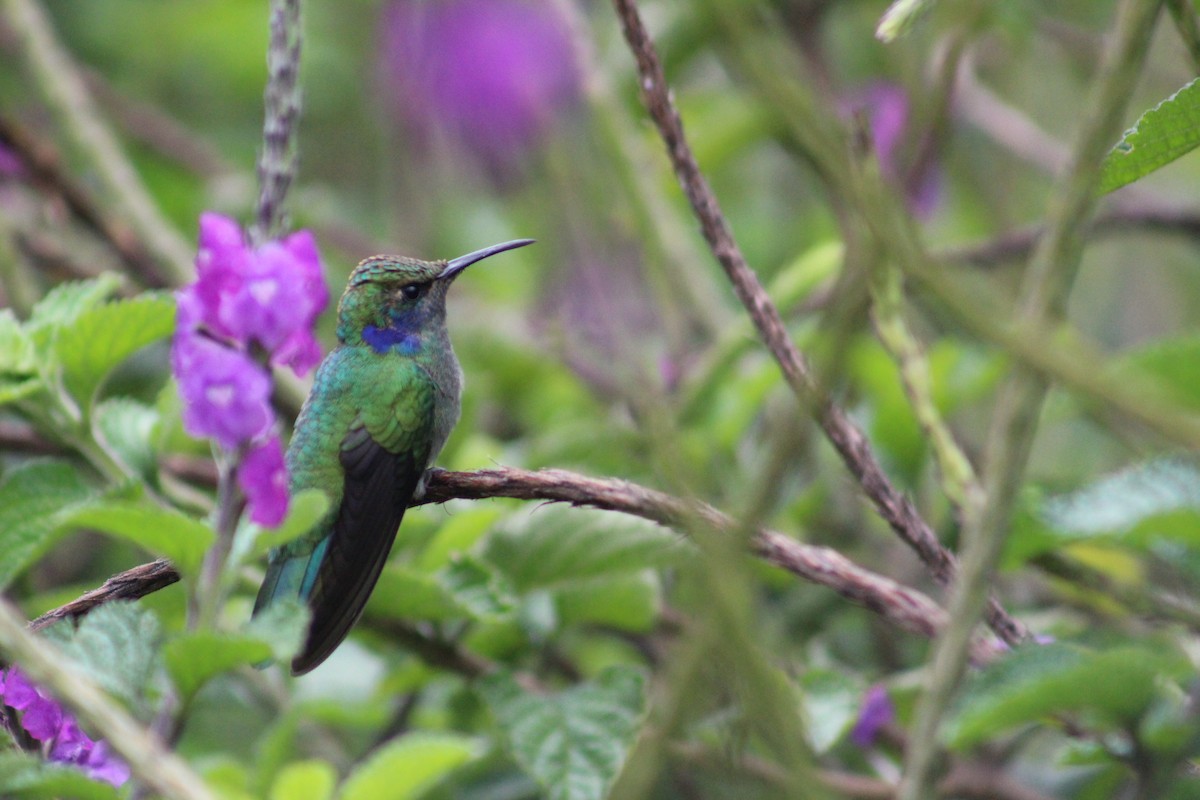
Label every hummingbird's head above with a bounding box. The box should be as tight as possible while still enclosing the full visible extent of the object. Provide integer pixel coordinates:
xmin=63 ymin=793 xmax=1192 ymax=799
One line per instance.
xmin=336 ymin=239 xmax=534 ymax=351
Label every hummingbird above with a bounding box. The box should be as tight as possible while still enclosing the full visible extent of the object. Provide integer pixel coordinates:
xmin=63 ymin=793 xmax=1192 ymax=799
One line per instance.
xmin=253 ymin=238 xmax=534 ymax=674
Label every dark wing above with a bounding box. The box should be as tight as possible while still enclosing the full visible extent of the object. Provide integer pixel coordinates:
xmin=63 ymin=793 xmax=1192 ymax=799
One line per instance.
xmin=290 ymin=427 xmax=428 ymax=674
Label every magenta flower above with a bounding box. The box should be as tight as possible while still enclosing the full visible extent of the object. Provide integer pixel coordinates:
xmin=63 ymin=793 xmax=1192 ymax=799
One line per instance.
xmin=850 ymin=684 xmax=895 ymax=748
xmin=178 ymin=212 xmax=328 ymax=376
xmin=238 ymin=435 xmax=289 ymax=526
xmin=843 ymin=83 xmax=941 ymax=219
xmin=171 ymin=334 xmax=274 ymax=451
xmin=380 ymin=0 xmax=580 ymax=167
xmin=0 ymin=669 xmax=130 ymax=787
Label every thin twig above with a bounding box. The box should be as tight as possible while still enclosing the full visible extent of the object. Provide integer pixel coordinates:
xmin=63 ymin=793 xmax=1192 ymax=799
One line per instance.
xmin=607 ymin=0 xmax=1025 ymax=648
xmin=899 ymin=2 xmax=1164 ymax=798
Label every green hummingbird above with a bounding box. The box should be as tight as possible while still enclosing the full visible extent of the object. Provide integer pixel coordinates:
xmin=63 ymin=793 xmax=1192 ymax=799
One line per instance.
xmin=253 ymin=238 xmax=534 ymax=674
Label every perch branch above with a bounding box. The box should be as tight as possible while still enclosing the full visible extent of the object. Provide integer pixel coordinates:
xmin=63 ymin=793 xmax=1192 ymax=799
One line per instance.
xmin=33 ymin=466 xmax=994 ymax=662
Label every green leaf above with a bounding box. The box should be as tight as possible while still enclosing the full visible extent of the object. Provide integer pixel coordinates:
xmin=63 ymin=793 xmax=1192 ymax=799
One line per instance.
xmin=65 ymin=502 xmax=214 ymax=579
xmin=554 ymin=572 xmax=660 ymax=632
xmin=481 ymin=666 xmax=646 ymax=800
xmin=94 ymin=398 xmax=160 ymax=482
xmin=245 ymin=597 xmax=310 ymax=663
xmin=164 ymin=630 xmax=274 ymax=702
xmin=248 ymin=489 xmax=331 ymax=557
xmin=338 ymin=733 xmax=481 ymax=800
xmin=0 ymin=460 xmax=96 ymax=590
xmin=0 ymin=310 xmax=37 ymax=376
xmin=876 ymin=0 xmax=933 ymax=41
xmin=270 ymin=760 xmax=336 ymax=800
xmin=1114 ymin=335 xmax=1200 ymax=411
xmin=27 ymin=275 xmax=123 ymax=346
xmin=485 ymin=506 xmax=681 ymax=592
xmin=367 ymin=557 xmax=514 ymax=622
xmin=41 ymin=601 xmax=162 ymax=709
xmin=945 ymin=643 xmax=1187 ymax=748
xmin=799 ymin=670 xmax=862 ymax=754
xmin=56 ymin=293 xmax=175 ymax=408
xmin=1099 ymin=78 xmax=1200 ymax=194
xmin=0 ymin=751 xmax=119 ymax=800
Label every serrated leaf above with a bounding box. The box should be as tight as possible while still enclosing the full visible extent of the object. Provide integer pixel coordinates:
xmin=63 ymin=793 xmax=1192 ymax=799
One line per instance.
xmin=338 ymin=733 xmax=481 ymax=800
xmin=945 ymin=643 xmax=1186 ymax=748
xmin=0 ymin=751 xmax=120 ymax=800
xmin=57 ymin=294 xmax=175 ymax=409
xmin=481 ymin=666 xmax=645 ymax=800
xmin=94 ymin=398 xmax=160 ymax=482
xmin=27 ymin=275 xmax=122 ymax=345
xmin=0 ymin=460 xmax=96 ymax=590
xmin=439 ymin=556 xmax=516 ymax=619
xmin=65 ymin=502 xmax=214 ymax=579
xmin=485 ymin=506 xmax=682 ymax=591
xmin=165 ymin=630 xmax=273 ymax=702
xmin=270 ymin=760 xmax=336 ymax=800
xmin=41 ymin=602 xmax=162 ymax=709
xmin=1099 ymin=78 xmax=1200 ymax=194
xmin=366 ymin=557 xmax=514 ymax=623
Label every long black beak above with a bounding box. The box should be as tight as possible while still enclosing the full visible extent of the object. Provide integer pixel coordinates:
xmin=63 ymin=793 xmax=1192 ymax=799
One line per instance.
xmin=439 ymin=238 xmax=536 ymax=280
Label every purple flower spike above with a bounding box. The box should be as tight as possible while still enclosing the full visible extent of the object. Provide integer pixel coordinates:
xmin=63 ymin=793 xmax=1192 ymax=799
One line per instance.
xmin=171 ymin=334 xmax=274 ymax=450
xmin=850 ymin=684 xmax=895 ymax=748
xmin=177 ymin=213 xmax=328 ymax=376
xmin=238 ymin=435 xmax=290 ymax=526
xmin=0 ymin=669 xmax=130 ymax=788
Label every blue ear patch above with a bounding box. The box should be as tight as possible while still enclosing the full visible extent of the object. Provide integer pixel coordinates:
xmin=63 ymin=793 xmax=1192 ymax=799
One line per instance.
xmin=362 ymin=324 xmax=420 ymax=355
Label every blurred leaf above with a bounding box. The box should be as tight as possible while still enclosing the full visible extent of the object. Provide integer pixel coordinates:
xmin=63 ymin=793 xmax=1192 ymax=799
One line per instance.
xmin=1114 ymin=336 xmax=1200 ymax=411
xmin=368 ymin=557 xmax=514 ymax=622
xmin=0 ymin=310 xmax=37 ymax=376
xmin=164 ymin=630 xmax=273 ymax=702
xmin=414 ymin=507 xmax=504 ymax=572
xmin=244 ymin=598 xmax=310 ymax=663
xmin=26 ymin=275 xmax=123 ymax=342
xmin=480 ymin=666 xmax=645 ymax=800
xmin=485 ymin=506 xmax=681 ymax=592
xmin=65 ymin=502 xmax=214 ymax=579
xmin=877 ymin=0 xmax=933 ymax=41
xmin=799 ymin=670 xmax=861 ymax=754
xmin=554 ymin=572 xmax=660 ymax=633
xmin=0 ymin=751 xmax=119 ymax=800
xmin=0 ymin=460 xmax=96 ymax=590
xmin=94 ymin=398 xmax=160 ymax=482
xmin=270 ymin=760 xmax=336 ymax=800
xmin=338 ymin=733 xmax=481 ymax=800
xmin=1099 ymin=78 xmax=1200 ymax=194
xmin=247 ymin=489 xmax=331 ymax=558
xmin=42 ymin=601 xmax=162 ymax=709
xmin=56 ymin=293 xmax=175 ymax=409
xmin=945 ymin=642 xmax=1188 ymax=748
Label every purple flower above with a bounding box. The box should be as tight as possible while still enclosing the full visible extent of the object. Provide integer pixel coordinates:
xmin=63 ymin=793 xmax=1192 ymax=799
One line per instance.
xmin=850 ymin=684 xmax=894 ymax=748
xmin=238 ymin=435 xmax=289 ymax=526
xmin=0 ymin=142 xmax=25 ymax=179
xmin=177 ymin=213 xmax=328 ymax=376
xmin=380 ymin=0 xmax=580 ymax=167
xmin=0 ymin=669 xmax=130 ymax=787
xmin=171 ymin=333 xmax=274 ymax=450
xmin=843 ymin=83 xmax=941 ymax=219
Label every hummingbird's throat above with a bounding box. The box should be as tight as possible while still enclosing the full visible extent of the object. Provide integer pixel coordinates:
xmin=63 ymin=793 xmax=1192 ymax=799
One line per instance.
xmin=362 ymin=323 xmax=421 ymax=355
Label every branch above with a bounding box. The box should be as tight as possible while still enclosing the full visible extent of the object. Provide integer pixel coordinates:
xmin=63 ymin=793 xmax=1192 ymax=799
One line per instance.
xmin=34 ymin=466 xmax=994 ymax=661
xmin=609 ymin=0 xmax=1024 ymax=646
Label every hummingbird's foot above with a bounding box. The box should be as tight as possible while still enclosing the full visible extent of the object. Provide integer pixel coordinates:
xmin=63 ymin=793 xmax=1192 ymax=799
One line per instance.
xmin=414 ymin=467 xmax=444 ymax=502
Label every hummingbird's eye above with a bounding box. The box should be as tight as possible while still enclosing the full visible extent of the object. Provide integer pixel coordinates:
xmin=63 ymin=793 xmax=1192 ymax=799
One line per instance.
xmin=400 ymin=283 xmax=424 ymax=301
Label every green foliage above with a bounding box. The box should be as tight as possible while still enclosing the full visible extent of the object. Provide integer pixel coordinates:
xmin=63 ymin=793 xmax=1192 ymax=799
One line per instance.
xmin=945 ymin=642 xmax=1189 ymax=748
xmin=41 ymin=602 xmax=163 ymax=710
xmin=164 ymin=631 xmax=273 ymax=703
xmin=337 ymin=734 xmax=481 ymax=800
xmin=66 ymin=502 xmax=214 ymax=579
xmin=0 ymin=752 xmax=120 ymax=800
xmin=1099 ymin=78 xmax=1200 ymax=194
xmin=269 ymin=760 xmax=336 ymax=800
xmin=480 ymin=667 xmax=645 ymax=800
xmin=0 ymin=461 xmax=96 ymax=590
